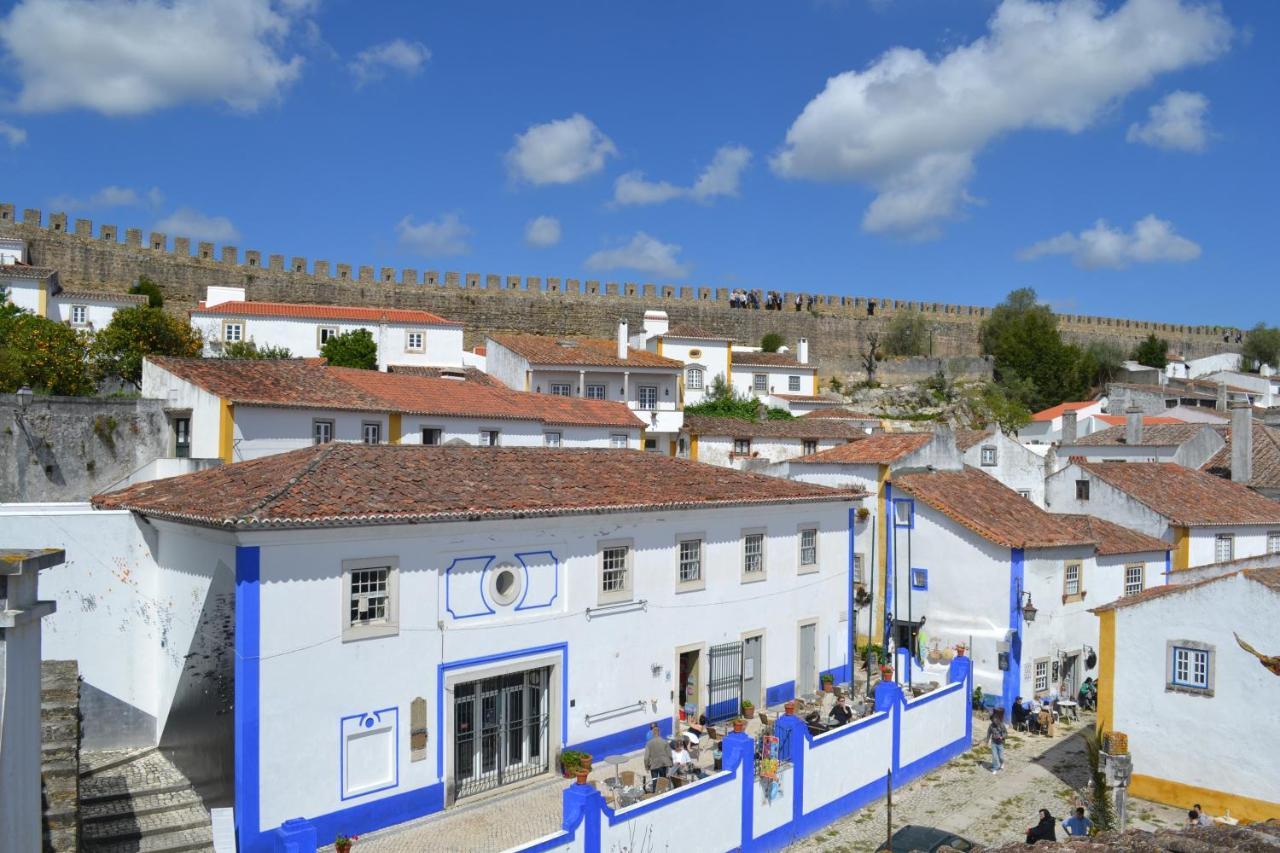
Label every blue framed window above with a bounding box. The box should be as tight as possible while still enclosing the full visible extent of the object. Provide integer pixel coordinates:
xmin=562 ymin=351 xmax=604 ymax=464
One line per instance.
xmin=910 ymin=567 xmax=928 ymax=590
xmin=892 ymin=498 xmax=914 ymax=529
xmin=1170 ymin=646 xmax=1210 ymax=690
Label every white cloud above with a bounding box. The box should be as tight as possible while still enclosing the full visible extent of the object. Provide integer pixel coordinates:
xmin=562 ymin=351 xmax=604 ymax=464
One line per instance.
xmin=348 ymin=38 xmax=430 ymax=87
xmin=771 ymin=0 xmax=1232 ymax=238
xmin=50 ymin=185 xmax=164 ymax=210
xmin=0 ymin=0 xmax=308 ymax=115
xmin=1126 ymin=90 xmax=1211 ymax=152
xmin=614 ymin=144 xmax=752 ymax=207
xmin=0 ymin=121 xmax=26 ymax=146
xmin=584 ymin=232 xmax=689 ymax=278
xmin=396 ymin=213 xmax=471 ymax=256
xmin=524 ymin=215 xmax=561 ymax=248
xmin=1018 ymin=214 xmax=1201 ymax=269
xmin=154 ymin=207 xmax=240 ymax=241
xmin=506 ymin=114 xmax=617 ymax=186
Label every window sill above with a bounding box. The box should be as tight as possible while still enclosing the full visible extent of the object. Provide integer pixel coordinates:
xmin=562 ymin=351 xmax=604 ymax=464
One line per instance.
xmin=597 ymin=593 xmax=634 ymax=607
xmin=1166 ymin=684 xmax=1214 ymax=698
xmin=797 ymin=565 xmax=820 ymax=576
xmin=343 ymin=622 xmax=399 ymax=642
xmin=1062 ymin=592 xmax=1086 ymax=605
xmin=675 ymin=580 xmax=706 ymax=594
xmin=740 ymin=572 xmax=768 ymax=585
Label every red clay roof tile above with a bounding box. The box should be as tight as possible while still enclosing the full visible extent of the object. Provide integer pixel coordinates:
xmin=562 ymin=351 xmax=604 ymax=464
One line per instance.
xmin=192 ymin=300 xmax=460 ymax=326
xmin=490 ymin=334 xmax=682 ymax=369
xmin=792 ymin=432 xmax=934 ymax=464
xmin=1075 ymin=460 xmax=1280 ymax=526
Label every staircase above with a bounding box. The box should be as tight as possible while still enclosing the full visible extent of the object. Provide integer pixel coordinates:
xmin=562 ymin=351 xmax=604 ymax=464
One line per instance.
xmin=79 ymin=748 xmax=214 ymax=853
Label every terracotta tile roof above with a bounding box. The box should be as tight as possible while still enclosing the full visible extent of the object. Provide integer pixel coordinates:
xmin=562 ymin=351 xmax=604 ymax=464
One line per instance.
xmin=792 ymin=432 xmax=934 ymax=464
xmin=1075 ymin=461 xmax=1280 ymax=526
xmin=1091 ymin=568 xmax=1280 ymax=612
xmin=147 ymin=357 xmax=643 ymax=428
xmin=385 ymin=364 xmax=503 ymax=387
xmin=663 ymin=324 xmax=732 ymax=341
xmin=490 ymin=334 xmax=682 ymax=369
xmin=192 ymin=300 xmax=460 ymax=326
xmin=1202 ymin=422 xmax=1280 ymax=491
xmin=0 ymin=264 xmax=57 ymax=280
xmin=769 ymin=393 xmax=836 ymax=404
xmin=955 ymin=428 xmax=994 ymax=451
xmin=731 ymin=351 xmax=812 ymax=369
xmin=1031 ymin=401 xmax=1096 ymax=422
xmin=682 ymin=414 xmax=865 ymax=440
xmin=799 ymin=409 xmax=881 ymax=421
xmin=1055 ymin=514 xmax=1170 ymax=556
xmin=1071 ymin=423 xmax=1211 ymax=447
xmin=894 ymin=467 xmax=1094 ymax=549
xmin=1091 ymin=414 xmax=1184 ymax=427
xmin=56 ymin=290 xmax=149 ymax=305
xmin=93 ymin=445 xmax=865 ymax=529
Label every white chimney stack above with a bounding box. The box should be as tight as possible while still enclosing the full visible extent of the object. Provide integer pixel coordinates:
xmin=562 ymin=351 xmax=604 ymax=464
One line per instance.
xmin=643 ymin=309 xmax=669 ymax=339
xmin=205 ymin=285 xmax=245 ymax=308
xmin=617 ymin=319 xmax=629 ymax=360
xmin=1231 ymin=402 xmax=1253 ymax=484
xmin=1125 ymin=405 xmax=1143 ymax=446
xmin=1061 ymin=410 xmax=1078 ymax=445
xmin=798 ymin=337 xmax=809 ymax=365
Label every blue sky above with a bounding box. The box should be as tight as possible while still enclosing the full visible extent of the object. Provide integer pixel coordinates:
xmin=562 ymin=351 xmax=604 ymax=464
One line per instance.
xmin=0 ymin=0 xmax=1274 ymax=327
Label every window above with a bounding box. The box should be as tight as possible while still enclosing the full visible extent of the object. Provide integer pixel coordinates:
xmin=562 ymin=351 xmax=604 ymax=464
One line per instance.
xmin=610 ymin=433 xmax=629 ymax=449
xmin=853 ymin=553 xmax=865 ymax=584
xmin=1063 ymin=561 xmax=1083 ymax=599
xmin=223 ymin=322 xmax=243 ymax=343
xmin=893 ymin=499 xmax=913 ymax=528
xmin=733 ymin=438 xmax=752 ymax=455
xmin=488 ymin=562 xmax=522 ymax=607
xmin=644 ymin=438 xmax=658 ymax=452
xmin=637 ymin=385 xmax=658 ymax=410
xmin=406 ymin=331 xmax=424 ymax=352
xmin=70 ymin=305 xmax=88 ymax=326
xmin=599 ymin=543 xmax=632 ymax=602
xmin=549 ymin=383 xmax=572 ymax=397
xmin=1075 ymin=479 xmax=1090 ymax=500
xmin=911 ymin=568 xmax=928 ymax=590
xmin=1167 ymin=641 xmax=1214 ymax=695
xmin=342 ymin=557 xmax=399 ymax=641
xmin=586 ymin=384 xmax=607 ymax=400
xmin=742 ymin=531 xmax=765 ymax=578
xmin=753 ymin=373 xmax=768 ymax=393
xmin=1017 ymin=489 xmax=1032 ymax=500
xmin=980 ymin=445 xmax=997 ymax=466
xmin=686 ymin=367 xmax=704 ymax=390
xmin=362 ymin=422 xmax=382 ymax=444
xmin=802 ymin=439 xmax=818 ymax=456
xmin=788 ymin=375 xmax=801 ymax=392
xmin=318 ymin=326 xmax=339 ymax=346
xmin=480 ymin=430 xmax=501 ymax=447
xmin=1124 ymin=564 xmax=1145 ymax=596
xmin=1214 ymin=533 xmax=1234 ymax=563
xmin=678 ymin=538 xmax=703 ymax=585
xmin=799 ymin=528 xmax=818 ymax=568
xmin=1270 ymin=531 xmax=1280 ymax=555
xmin=1034 ymin=659 xmax=1049 ymax=694
xmin=313 ymin=419 xmax=334 ymax=444
xmin=421 ymin=428 xmax=442 ymax=446
xmin=544 ymin=431 xmax=562 ymax=448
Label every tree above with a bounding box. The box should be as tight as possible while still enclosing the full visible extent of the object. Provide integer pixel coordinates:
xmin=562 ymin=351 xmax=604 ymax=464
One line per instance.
xmin=1243 ymin=323 xmax=1280 ymax=371
xmin=683 ymin=373 xmax=791 ymax=421
xmin=221 ymin=340 xmax=294 ymax=359
xmin=90 ymin=306 xmax=203 ymax=388
xmin=0 ymin=304 xmax=96 ymax=396
xmin=980 ymin=288 xmax=1088 ymax=412
xmin=760 ymin=332 xmax=784 ymax=353
xmin=129 ymin=276 xmax=164 ymax=308
xmin=1131 ymin=333 xmax=1169 ymax=369
xmin=882 ymin=309 xmax=930 ymax=357
xmin=958 ymin=382 xmax=1032 ymax=435
xmin=1078 ymin=340 xmax=1126 ymax=391
xmin=320 ymin=328 xmax=378 ymax=370
xmin=860 ymin=332 xmax=882 ymax=383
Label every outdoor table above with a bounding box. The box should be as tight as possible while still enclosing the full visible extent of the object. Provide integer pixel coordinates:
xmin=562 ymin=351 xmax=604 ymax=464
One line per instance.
xmin=1057 ymin=699 xmax=1079 ymax=721
xmin=603 ymin=755 xmax=628 ymax=789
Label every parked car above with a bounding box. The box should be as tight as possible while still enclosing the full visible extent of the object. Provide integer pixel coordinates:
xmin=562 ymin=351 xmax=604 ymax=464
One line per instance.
xmin=875 ymin=825 xmax=976 ymax=852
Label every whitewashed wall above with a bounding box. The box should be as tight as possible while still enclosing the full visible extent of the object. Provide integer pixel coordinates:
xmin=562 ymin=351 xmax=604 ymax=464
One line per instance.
xmin=962 ymin=431 xmax=1048 ymax=506
xmin=47 ymin=296 xmax=131 ymax=330
xmin=2 ymin=278 xmax=42 ymax=314
xmin=731 ymin=365 xmax=816 ymax=399
xmin=141 ymin=361 xmax=224 ymax=459
xmin=695 ymin=435 xmax=847 ymax=468
xmin=1186 ymin=526 xmax=1270 ymax=568
xmin=1045 ymin=463 xmax=1172 ymax=539
xmin=656 ymin=338 xmax=730 ymax=405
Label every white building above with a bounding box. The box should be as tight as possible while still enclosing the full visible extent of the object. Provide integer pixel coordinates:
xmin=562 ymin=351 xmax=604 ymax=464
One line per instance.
xmin=1046 ymin=459 xmax=1280 ymax=571
xmin=632 ymin=312 xmax=734 ymax=407
xmin=1093 ymin=567 xmax=1280 ymax=822
xmin=956 ymin=427 xmax=1051 ymax=506
xmin=486 ymin=328 xmax=685 ymax=453
xmin=1017 ymin=401 xmax=1105 ymax=446
xmin=189 ymin=287 xmax=465 ymax=371
xmin=1061 ymin=418 xmax=1225 ymax=468
xmin=141 ymin=356 xmax=645 ymax=464
xmin=1201 ymin=370 xmax=1280 ymax=409
xmin=1 ymin=236 xmax=27 ymax=264
xmin=680 ymin=414 xmax=863 ymax=468
xmin=729 ymin=345 xmax=822 ymax=414
xmin=60 ymin=445 xmax=866 ymax=850
xmin=891 ymin=467 xmax=1170 ymax=712
xmin=2 ymin=264 xmax=148 ymax=329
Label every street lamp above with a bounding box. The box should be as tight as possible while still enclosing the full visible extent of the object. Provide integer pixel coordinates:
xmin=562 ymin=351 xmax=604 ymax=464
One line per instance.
xmin=1021 ymin=590 xmax=1038 ymax=623
xmin=16 ymin=385 xmax=32 ymax=409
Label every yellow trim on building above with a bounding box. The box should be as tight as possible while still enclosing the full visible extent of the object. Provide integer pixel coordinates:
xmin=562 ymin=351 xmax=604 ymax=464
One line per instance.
xmin=690 ymin=434 xmax=699 ymax=461
xmin=726 ymin=350 xmax=732 ymax=387
xmin=1095 ymin=609 xmax=1115 ymax=735
xmin=218 ymin=400 xmax=235 ymax=464
xmin=1172 ymin=526 xmax=1190 ymax=571
xmin=524 ymin=371 xmax=531 ymax=393
xmin=874 ymin=464 xmax=890 ymax=645
xmin=1128 ymin=774 xmax=1280 ymax=823
xmin=656 ymin=338 xmax=663 ymax=357
xmin=388 ymin=413 xmax=402 ymax=445
xmin=37 ymin=282 xmax=48 ymax=318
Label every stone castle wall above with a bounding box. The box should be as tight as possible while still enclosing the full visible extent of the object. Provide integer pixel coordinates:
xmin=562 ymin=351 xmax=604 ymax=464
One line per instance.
xmin=1 ymin=203 xmax=1241 ymax=376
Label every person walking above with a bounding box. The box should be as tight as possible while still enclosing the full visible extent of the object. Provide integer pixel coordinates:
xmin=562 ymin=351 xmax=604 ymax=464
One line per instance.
xmin=643 ymin=723 xmax=672 ymax=783
xmin=1063 ymin=807 xmax=1092 ymax=837
xmin=1025 ymin=809 xmax=1057 ymax=845
xmin=985 ymin=708 xmax=1007 ymax=773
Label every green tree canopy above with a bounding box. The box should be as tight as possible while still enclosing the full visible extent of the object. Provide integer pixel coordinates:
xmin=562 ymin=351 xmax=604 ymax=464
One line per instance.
xmin=1077 ymin=340 xmax=1126 ymax=391
xmin=90 ymin=306 xmax=203 ymax=388
xmin=1131 ymin=333 xmax=1169 ymax=369
xmin=683 ymin=373 xmax=791 ymax=420
xmin=221 ymin=340 xmax=294 ymax=359
xmin=882 ymin=309 xmax=931 ymax=357
xmin=1243 ymin=323 xmax=1280 ymax=371
xmin=760 ymin=332 xmax=784 ymax=353
xmin=128 ymin=276 xmax=164 ymax=308
xmin=980 ymin=288 xmax=1088 ymax=412
xmin=0 ymin=304 xmax=96 ymax=396
xmin=320 ymin=328 xmax=378 ymax=370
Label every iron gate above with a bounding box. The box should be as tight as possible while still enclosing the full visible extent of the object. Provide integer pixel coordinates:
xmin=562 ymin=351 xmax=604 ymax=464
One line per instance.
xmin=453 ymin=668 xmax=550 ymax=800
xmin=707 ymin=641 xmax=743 ymax=723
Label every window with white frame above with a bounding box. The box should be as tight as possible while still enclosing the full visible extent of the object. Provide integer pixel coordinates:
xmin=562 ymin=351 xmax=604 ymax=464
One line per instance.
xmin=586 ymin=384 xmax=607 ymax=400
xmin=318 ymin=326 xmax=339 ymax=345
xmin=637 ymin=385 xmax=658 ymax=410
xmin=362 ymin=422 xmax=382 ymax=444
xmin=342 ymin=557 xmax=399 ymax=641
xmin=686 ymin=367 xmax=704 ymax=390
xmin=1168 ymin=642 xmax=1213 ymax=694
xmin=753 ymin=374 xmax=768 ymax=393
xmin=1215 ymin=533 xmax=1234 ymax=563
xmin=313 ymin=419 xmax=334 ymax=444
xmin=70 ymin=305 xmax=88 ymax=326
xmin=1063 ymin=561 xmax=1083 ymax=598
xmin=853 ymin=553 xmax=865 ymax=584
xmin=802 ymin=439 xmax=818 ymax=455
xmin=544 ymin=431 xmax=561 ymax=448
xmin=788 ymin=375 xmax=801 ymax=392
xmin=799 ymin=528 xmax=818 ymax=568
xmin=599 ymin=543 xmax=632 ymax=602
xmin=1124 ymin=564 xmax=1145 ymax=596
xmin=1018 ymin=489 xmax=1032 ymax=500
xmin=610 ymin=433 xmax=629 ymax=448
xmin=480 ymin=430 xmax=500 ymax=447
xmin=1034 ymin=659 xmax=1049 ymax=693
xmin=742 ymin=532 xmax=765 ymax=577
xmin=421 ymin=428 xmax=442 ymax=446
xmin=893 ymin=500 xmax=912 ymax=527
xmin=733 ymin=437 xmax=752 ymax=455
xmin=1268 ymin=530 xmax=1280 ymax=555
xmin=223 ymin=322 xmax=243 ymax=343
xmin=406 ymin=331 xmax=424 ymax=352
xmin=549 ymin=383 xmax=572 ymax=397
xmin=980 ymin=445 xmax=997 ymax=466
xmin=678 ymin=538 xmax=702 ymax=584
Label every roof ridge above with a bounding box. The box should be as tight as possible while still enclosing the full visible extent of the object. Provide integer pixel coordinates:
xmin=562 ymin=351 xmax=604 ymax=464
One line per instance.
xmin=243 ymin=443 xmax=340 ymax=523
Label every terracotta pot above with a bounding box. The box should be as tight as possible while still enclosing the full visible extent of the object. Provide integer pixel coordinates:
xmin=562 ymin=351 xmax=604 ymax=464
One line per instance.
xmin=336 ymin=843 xmax=352 ymax=853
xmin=580 ymin=756 xmax=592 ymax=772
xmin=743 ymin=706 xmax=755 ymax=719
xmin=575 ymin=769 xmax=590 ymax=785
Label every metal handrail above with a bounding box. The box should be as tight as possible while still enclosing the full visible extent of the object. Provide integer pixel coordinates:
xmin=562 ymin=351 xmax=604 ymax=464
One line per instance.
xmin=584 ymin=599 xmax=648 ymax=620
xmin=584 ymin=701 xmax=646 ymax=725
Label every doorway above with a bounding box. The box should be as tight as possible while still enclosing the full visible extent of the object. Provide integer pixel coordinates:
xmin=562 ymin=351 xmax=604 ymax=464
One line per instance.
xmin=1060 ymin=653 xmax=1079 ymax=699
xmin=797 ymin=622 xmax=818 ymax=697
xmin=677 ymin=648 xmax=702 ymax=718
xmin=742 ymin=634 xmax=763 ymax=710
xmin=172 ymin=416 xmax=191 ymax=458
xmin=452 ymin=667 xmax=550 ymax=800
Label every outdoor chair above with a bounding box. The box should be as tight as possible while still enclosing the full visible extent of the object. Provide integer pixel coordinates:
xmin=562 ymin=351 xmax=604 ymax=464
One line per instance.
xmin=654 ymin=777 xmax=673 ymax=794
xmin=620 ymin=770 xmax=635 ymax=787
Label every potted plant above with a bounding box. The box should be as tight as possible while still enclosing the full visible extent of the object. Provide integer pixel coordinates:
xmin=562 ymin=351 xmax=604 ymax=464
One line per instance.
xmin=854 ymin=585 xmax=872 ymax=608
xmin=559 ymin=749 xmax=591 ymax=778
xmin=879 ymin=663 xmax=894 ymax=683
xmin=335 ymin=835 xmax=357 ymax=853
xmin=741 ymin=699 xmax=755 ymax=719
xmin=820 ymin=673 xmax=835 ymax=693
xmin=856 ymin=507 xmax=871 ymax=522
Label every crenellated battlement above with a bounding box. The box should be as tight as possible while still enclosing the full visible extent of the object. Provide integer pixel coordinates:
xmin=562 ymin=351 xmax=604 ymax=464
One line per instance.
xmin=0 ymin=201 xmax=1242 ymax=371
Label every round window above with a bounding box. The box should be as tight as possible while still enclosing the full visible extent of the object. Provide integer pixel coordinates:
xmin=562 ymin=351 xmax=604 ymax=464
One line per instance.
xmin=489 ymin=563 xmax=522 ymax=607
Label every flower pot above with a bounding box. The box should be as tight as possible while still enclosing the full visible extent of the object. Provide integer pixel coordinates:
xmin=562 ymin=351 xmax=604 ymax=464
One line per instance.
xmin=336 ymin=843 xmax=352 ymax=853
xmin=927 ymin=650 xmax=942 ymax=665
xmin=743 ymin=706 xmax=755 ymax=719
xmin=823 ymin=682 xmax=834 ymax=693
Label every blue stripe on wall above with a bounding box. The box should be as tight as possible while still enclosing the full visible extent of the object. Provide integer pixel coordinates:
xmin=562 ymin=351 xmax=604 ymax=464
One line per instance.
xmin=883 ymin=483 xmax=894 ymax=650
xmin=234 ymin=546 xmax=261 ymax=852
xmin=566 ymin=717 xmax=672 ymax=764
xmin=1004 ymin=547 xmax=1025 ymax=714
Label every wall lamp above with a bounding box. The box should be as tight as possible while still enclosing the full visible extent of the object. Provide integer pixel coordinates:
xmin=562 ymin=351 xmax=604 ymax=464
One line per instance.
xmin=1021 ymin=590 xmax=1038 ymax=623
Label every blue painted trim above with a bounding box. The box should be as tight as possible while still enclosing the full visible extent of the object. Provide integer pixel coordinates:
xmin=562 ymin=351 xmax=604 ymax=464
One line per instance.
xmin=910 ymin=567 xmax=928 ymax=591
xmin=602 ymin=763 xmax=737 ymax=823
xmin=565 ymin=717 xmax=671 ymax=764
xmin=1164 ymin=552 xmax=1172 ymax=585
xmin=234 ymin=546 xmax=261 ymax=852
xmin=846 ymin=507 xmax=856 ymax=705
xmin=901 ymin=679 xmax=963 ymax=709
xmin=819 ymin=664 xmax=850 ymax=685
xmin=1004 ymin=548 xmax=1025 ymax=714
xmin=444 ymin=555 xmax=496 ymax=620
xmin=514 ymin=549 xmax=559 ymax=611
xmin=883 ymin=483 xmax=894 ymax=650
xmin=891 ymin=497 xmax=914 ymax=529
xmin=765 ymin=681 xmax=795 ymax=707
xmin=338 ymin=707 xmax=400 ymax=801
xmin=300 ymin=783 xmax=444 ymax=851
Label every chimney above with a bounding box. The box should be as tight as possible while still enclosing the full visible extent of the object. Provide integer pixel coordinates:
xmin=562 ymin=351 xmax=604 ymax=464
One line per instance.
xmin=617 ymin=319 xmax=629 ymax=360
xmin=643 ymin=309 xmax=668 ymax=339
xmin=798 ymin=337 xmax=810 ymax=365
xmin=1215 ymin=381 xmax=1228 ymax=412
xmin=1231 ymin=402 xmax=1253 ymax=484
xmin=204 ymin=285 xmax=246 ymax=308
xmin=1061 ymin=410 xmax=1078 ymax=445
xmin=1125 ymin=405 xmax=1143 ymax=445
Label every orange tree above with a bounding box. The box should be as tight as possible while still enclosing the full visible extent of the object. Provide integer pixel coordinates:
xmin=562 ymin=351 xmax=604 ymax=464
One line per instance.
xmin=0 ymin=303 xmax=96 ymax=396
xmin=90 ymin=306 xmax=203 ymax=388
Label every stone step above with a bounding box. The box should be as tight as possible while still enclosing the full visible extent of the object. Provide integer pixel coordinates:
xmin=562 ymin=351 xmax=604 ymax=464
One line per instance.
xmin=81 ymin=804 xmax=211 ymax=844
xmin=83 ymin=823 xmax=214 ymax=853
xmin=81 ymin=777 xmax=192 ymax=805
xmin=82 ymin=789 xmax=204 ymax=825
xmin=81 ymin=746 xmax=158 ymax=776
xmin=81 ymin=752 xmax=188 ymax=802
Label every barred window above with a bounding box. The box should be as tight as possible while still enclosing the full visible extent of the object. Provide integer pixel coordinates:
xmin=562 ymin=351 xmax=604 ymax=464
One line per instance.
xmin=350 ymin=567 xmax=389 ymax=626
xmin=799 ymin=528 xmax=817 ymax=567
xmin=1215 ymin=534 xmax=1234 ymax=563
xmin=679 ymin=539 xmax=702 ymax=583
xmin=743 ymin=533 xmax=764 ymax=576
xmin=1124 ymin=564 xmax=1144 ymax=596
xmin=686 ymin=367 xmax=704 ymax=390
xmin=601 ymin=546 xmax=629 ymax=595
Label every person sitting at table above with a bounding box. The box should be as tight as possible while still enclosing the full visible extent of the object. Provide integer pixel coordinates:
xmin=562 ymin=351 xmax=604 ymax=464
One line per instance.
xmin=1011 ymin=697 xmax=1029 ymax=730
xmin=1027 ymin=698 xmax=1044 ymax=734
xmin=671 ymin=739 xmax=693 ymax=772
xmin=829 ymin=695 xmax=854 ymax=726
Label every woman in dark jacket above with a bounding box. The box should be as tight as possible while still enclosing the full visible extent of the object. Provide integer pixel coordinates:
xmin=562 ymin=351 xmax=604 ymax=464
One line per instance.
xmin=1026 ymin=809 xmax=1057 ymax=845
